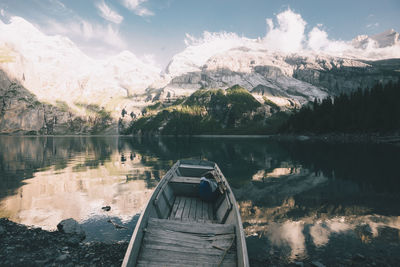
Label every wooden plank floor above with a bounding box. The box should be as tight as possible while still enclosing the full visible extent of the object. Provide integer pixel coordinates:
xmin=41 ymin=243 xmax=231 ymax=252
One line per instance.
xmin=137 ymin=218 xmax=237 ymax=267
xmin=169 ymin=196 xmax=214 ymax=223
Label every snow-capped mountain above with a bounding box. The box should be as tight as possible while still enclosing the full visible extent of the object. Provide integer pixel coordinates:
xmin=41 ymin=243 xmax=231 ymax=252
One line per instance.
xmin=352 ymin=29 xmax=399 ymax=49
xmin=1 ymin=11 xmax=400 ymax=134
xmin=0 ymin=17 xmax=160 ymax=117
xmin=156 ymin=27 xmax=400 ymax=106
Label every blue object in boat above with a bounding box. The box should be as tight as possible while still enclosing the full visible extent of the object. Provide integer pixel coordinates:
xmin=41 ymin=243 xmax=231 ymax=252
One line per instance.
xmin=199 ymin=177 xmax=218 ymax=202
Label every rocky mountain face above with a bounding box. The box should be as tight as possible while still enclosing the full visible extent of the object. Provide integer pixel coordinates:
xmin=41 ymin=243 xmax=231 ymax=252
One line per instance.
xmin=0 ymin=70 xmax=115 ymax=134
xmin=0 ymin=17 xmax=161 ymax=134
xmin=156 ymin=48 xmax=400 ymax=107
xmin=0 ymin=17 xmax=160 ymax=134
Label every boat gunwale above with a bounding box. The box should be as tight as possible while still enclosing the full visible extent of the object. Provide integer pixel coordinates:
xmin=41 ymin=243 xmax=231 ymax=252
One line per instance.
xmin=121 ymin=161 xmax=179 ymax=267
xmin=121 ymin=160 xmax=249 ymax=267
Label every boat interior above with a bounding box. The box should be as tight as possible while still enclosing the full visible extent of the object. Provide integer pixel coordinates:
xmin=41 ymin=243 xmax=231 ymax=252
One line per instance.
xmin=132 ymin=160 xmax=241 ymax=267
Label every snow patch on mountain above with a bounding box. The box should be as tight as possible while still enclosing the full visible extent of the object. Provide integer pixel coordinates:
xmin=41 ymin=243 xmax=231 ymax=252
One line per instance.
xmin=159 ymin=9 xmax=399 ymax=107
xmin=0 ymin=16 xmax=161 ymax=117
xmin=166 ymin=9 xmax=400 ymax=79
xmin=165 ymin=32 xmax=258 ymax=78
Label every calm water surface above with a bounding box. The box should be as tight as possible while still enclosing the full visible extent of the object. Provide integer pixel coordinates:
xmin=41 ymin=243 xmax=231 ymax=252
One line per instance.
xmin=1 ymin=136 xmax=400 ymax=265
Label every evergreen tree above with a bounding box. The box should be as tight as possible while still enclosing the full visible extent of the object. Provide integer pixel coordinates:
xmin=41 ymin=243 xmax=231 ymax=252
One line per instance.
xmin=282 ymin=81 xmax=400 ymax=134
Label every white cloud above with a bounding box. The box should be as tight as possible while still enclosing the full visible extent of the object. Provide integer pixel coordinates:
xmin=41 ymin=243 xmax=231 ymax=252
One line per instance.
xmin=366 ymin=22 xmax=379 ymax=28
xmin=43 ymin=18 xmax=127 ymax=53
xmin=0 ymin=9 xmax=5 ymax=17
xmin=176 ymin=8 xmax=400 ymax=67
xmin=122 ymin=0 xmax=153 ymax=16
xmin=141 ymin=53 xmax=161 ymax=69
xmin=263 ymin=9 xmax=306 ymax=52
xmin=308 ymin=26 xmax=329 ymax=51
xmin=48 ymin=0 xmax=66 ymax=10
xmin=96 ymin=1 xmax=124 ymax=24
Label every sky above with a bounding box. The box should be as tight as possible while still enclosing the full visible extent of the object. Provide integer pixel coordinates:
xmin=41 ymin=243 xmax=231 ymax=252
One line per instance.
xmin=0 ymin=0 xmax=399 ymax=67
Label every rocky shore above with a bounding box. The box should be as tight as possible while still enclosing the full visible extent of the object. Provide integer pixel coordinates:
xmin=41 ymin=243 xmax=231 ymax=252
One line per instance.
xmin=0 ymin=218 xmax=128 ymax=266
xmin=270 ymin=133 xmax=400 ymax=145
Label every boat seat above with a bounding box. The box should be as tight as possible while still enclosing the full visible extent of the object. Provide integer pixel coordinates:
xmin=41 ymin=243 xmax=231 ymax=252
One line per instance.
xmin=179 ymin=164 xmax=215 ymax=170
xmin=170 ymin=176 xmax=201 ymax=184
xmin=137 ymin=218 xmax=237 ymax=267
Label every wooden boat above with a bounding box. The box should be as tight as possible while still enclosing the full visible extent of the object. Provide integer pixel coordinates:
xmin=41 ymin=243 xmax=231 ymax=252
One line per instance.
xmin=122 ymin=159 xmax=249 ymax=267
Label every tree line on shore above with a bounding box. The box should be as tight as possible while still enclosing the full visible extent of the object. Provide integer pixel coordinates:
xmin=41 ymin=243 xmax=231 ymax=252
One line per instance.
xmin=281 ymin=81 xmax=400 ymax=134
xmin=123 ymin=81 xmax=400 ymax=135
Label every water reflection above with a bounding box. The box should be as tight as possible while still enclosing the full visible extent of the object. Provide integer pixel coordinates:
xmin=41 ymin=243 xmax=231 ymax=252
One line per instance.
xmin=0 ymin=136 xmax=167 ymax=242
xmin=0 ymin=136 xmax=400 ymax=263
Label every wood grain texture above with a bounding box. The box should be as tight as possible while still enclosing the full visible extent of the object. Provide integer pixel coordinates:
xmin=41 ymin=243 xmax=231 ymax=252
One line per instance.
xmin=137 ymin=218 xmax=237 ymax=266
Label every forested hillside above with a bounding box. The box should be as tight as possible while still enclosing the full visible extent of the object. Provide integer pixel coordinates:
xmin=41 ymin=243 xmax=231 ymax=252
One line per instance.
xmin=281 ymin=81 xmax=400 ymax=133
xmin=122 ymin=85 xmax=288 ymax=135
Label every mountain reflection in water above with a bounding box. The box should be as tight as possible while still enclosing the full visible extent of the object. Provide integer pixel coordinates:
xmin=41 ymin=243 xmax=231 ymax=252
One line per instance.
xmin=0 ymin=136 xmax=399 ymax=264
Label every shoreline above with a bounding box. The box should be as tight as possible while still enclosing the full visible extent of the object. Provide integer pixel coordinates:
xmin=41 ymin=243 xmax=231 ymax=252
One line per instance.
xmin=0 ymin=133 xmax=399 ymax=144
xmin=269 ymin=133 xmax=400 ymax=145
xmin=0 ymin=218 xmax=127 ymax=266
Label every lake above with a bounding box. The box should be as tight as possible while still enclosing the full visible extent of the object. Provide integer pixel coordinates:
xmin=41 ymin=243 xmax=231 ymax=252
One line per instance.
xmin=1 ymin=136 xmax=400 ymax=266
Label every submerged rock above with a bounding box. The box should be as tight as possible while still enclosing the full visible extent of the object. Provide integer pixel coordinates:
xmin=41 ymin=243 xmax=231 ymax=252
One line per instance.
xmin=102 ymin=206 xmax=111 ymax=211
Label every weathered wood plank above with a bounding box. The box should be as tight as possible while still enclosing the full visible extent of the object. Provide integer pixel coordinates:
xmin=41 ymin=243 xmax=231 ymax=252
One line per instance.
xmin=170 ymin=176 xmax=201 ymax=184
xmin=164 ymin=184 xmax=174 ymax=204
xmin=188 ymin=196 xmax=197 ymax=221
xmin=144 ymin=237 xmax=235 ymax=250
xmin=143 ymin=244 xmax=225 ymax=256
xmin=137 ymin=258 xmax=236 ymax=267
xmin=145 ymin=228 xmax=235 ymax=243
xmin=179 ymin=164 xmax=215 ymax=170
xmin=216 ymin=195 xmax=231 ymax=223
xmin=182 ymin=197 xmax=192 ymax=220
xmin=169 ymin=196 xmax=181 ymax=219
xmin=139 ymin=218 xmax=237 ymax=266
xmin=195 ymin=198 xmax=204 ymax=221
xmin=145 ymin=229 xmax=235 ymax=242
xmin=174 ymin=197 xmax=186 ymax=220
xmin=202 ymin=200 xmax=209 ymax=220
xmin=139 ymin=249 xmax=236 ymax=265
xmin=148 ymin=218 xmax=234 ymax=235
xmin=208 ymin=202 xmax=214 ymax=221
xmin=137 ymin=261 xmax=213 ymax=267
xmin=144 ymin=236 xmax=211 ymax=249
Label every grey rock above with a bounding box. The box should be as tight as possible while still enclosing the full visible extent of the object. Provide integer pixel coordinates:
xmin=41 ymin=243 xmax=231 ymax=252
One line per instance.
xmin=294 ymin=261 xmax=304 ymax=267
xmin=35 ymin=259 xmax=49 ymax=265
xmin=0 ymin=225 xmax=5 ymax=235
xmin=353 ymin=253 xmax=366 ymax=261
xmin=57 ymin=218 xmax=85 ymax=240
xmin=56 ymin=254 xmax=68 ymax=262
xmin=66 ymin=235 xmax=81 ymax=246
xmin=311 ymin=261 xmax=326 ymax=267
xmin=0 ymin=70 xmax=114 ymax=135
